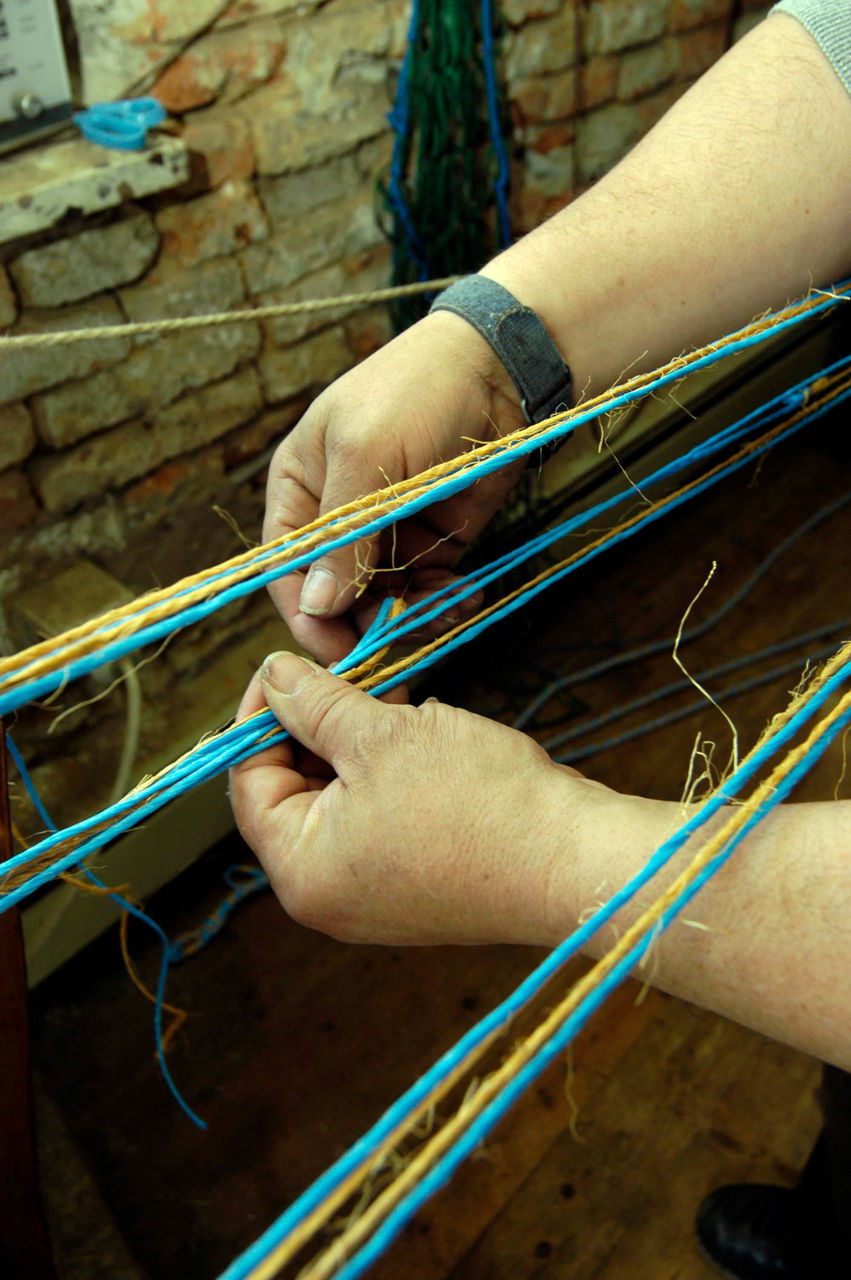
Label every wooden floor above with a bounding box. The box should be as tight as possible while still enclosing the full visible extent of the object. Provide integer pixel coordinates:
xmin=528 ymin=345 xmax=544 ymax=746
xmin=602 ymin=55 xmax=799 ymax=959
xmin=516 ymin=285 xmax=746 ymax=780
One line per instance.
xmin=30 ymin=391 xmax=851 ymax=1279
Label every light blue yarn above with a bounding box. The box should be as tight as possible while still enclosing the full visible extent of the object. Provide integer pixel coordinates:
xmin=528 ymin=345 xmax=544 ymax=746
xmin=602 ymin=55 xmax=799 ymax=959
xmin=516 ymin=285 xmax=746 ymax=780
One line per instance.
xmin=324 ymin=356 xmax=851 ymax=660
xmin=0 ymin=605 xmax=399 ymax=904
xmin=364 ymin=385 xmax=851 ymax=694
xmin=168 ymin=864 xmax=270 ymax=964
xmin=1 ymin=287 xmax=846 ymax=720
xmin=83 ymin=869 xmax=206 ymax=1130
xmin=5 ymin=734 xmax=55 ymax=832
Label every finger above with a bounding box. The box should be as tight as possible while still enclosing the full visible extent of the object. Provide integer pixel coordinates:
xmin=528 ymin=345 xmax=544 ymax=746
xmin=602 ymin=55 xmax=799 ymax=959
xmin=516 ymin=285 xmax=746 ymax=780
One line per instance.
xmin=263 ymin=432 xmax=363 ymax=665
xmin=284 ymin=605 xmax=362 ymax=670
xmin=299 ymin=434 xmax=405 ymax=622
xmin=260 ymin=651 xmax=388 ymax=778
xmin=229 ymin=672 xmax=322 ymax=853
xmin=404 ymin=570 xmax=485 ymax=637
xmin=232 ymin=669 xmax=294 ymax=772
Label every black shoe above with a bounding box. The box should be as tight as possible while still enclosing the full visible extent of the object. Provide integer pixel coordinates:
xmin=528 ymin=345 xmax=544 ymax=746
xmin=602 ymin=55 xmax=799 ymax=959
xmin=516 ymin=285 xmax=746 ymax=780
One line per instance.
xmin=695 ymin=1184 xmax=814 ymax=1279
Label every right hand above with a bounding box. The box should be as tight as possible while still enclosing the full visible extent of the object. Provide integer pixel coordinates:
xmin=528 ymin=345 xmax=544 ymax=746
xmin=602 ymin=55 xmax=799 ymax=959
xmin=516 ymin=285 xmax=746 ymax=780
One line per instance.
xmin=263 ymin=309 xmax=527 ymax=667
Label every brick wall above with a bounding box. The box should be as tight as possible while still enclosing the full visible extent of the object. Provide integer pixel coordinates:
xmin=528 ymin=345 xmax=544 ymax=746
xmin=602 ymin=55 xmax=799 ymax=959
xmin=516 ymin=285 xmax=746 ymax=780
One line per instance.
xmin=0 ymin=0 xmax=772 ymax=827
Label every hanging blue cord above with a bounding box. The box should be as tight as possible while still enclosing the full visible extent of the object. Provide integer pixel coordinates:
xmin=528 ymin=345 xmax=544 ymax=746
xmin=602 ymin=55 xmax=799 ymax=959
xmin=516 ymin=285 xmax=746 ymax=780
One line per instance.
xmin=386 ymin=0 xmax=429 ymax=278
xmin=5 ymin=735 xmax=204 ymax=1127
xmin=1 ymin=287 xmax=847 ymax=720
xmin=5 ymin=735 xmax=55 ymax=832
xmin=481 ymin=0 xmax=512 ymax=248
xmin=83 ymin=869 xmax=206 ymax=1129
xmin=168 ymin=865 xmax=269 ymax=964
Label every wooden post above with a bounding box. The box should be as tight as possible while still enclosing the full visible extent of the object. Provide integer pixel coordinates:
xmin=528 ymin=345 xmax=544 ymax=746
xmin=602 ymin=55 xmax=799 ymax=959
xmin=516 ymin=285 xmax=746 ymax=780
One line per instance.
xmin=0 ymin=721 xmax=56 ymax=1279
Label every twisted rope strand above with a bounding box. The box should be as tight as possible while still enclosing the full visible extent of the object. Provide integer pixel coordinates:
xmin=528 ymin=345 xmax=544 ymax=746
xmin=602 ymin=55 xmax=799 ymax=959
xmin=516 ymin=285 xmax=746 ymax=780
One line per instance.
xmin=0 ymin=278 xmax=462 ymax=350
xmin=1 ymin=285 xmax=846 ymax=709
xmin=289 ymin=650 xmax=851 ymax=1280
xmin=6 ymin=372 xmax=847 ymax=1280
xmin=6 ymin=366 xmax=850 ymax=903
xmin=237 ymin=645 xmax=851 ymax=1280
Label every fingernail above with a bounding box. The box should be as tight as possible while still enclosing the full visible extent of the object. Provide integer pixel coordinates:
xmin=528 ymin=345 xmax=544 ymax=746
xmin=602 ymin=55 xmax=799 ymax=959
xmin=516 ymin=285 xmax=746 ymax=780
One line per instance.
xmin=262 ymin=651 xmax=321 ymax=695
xmin=300 ymin=566 xmax=339 ymax=617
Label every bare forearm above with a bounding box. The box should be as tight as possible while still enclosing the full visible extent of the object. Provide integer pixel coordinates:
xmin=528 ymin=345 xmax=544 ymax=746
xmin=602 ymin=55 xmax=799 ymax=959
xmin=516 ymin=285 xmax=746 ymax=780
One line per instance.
xmin=483 ymin=14 xmax=851 ymax=397
xmin=547 ymin=786 xmax=851 ymax=1070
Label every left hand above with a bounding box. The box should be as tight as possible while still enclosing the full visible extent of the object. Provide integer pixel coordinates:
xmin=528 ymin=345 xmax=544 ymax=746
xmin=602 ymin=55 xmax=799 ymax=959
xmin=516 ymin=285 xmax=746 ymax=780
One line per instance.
xmin=229 ymin=652 xmax=614 ymax=946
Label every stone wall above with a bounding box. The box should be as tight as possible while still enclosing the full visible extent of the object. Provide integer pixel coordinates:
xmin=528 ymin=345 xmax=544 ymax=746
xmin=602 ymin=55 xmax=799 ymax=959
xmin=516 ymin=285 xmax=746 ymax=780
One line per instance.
xmin=0 ymin=0 xmax=772 ymax=829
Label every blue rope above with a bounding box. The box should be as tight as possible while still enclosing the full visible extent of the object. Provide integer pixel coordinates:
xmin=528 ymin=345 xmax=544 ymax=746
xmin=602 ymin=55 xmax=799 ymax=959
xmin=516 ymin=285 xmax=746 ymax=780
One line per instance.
xmin=5 ymin=734 xmax=55 ymax=832
xmin=545 ymin=617 xmax=851 ymax=755
xmin=84 ymin=870 xmax=206 ymax=1130
xmin=5 ymin=735 xmax=203 ymax=1127
xmin=325 ymin=356 xmax=851 ymax=660
xmin=385 ymin=0 xmax=429 ymax=278
xmin=1 ymin=287 xmax=847 ymax=720
xmin=3 ymin=368 xmax=850 ymax=911
xmin=329 ymin=679 xmax=851 ymax=1280
xmin=220 ymin=644 xmax=851 ymax=1280
xmin=168 ymin=865 xmax=269 ymax=964
xmin=481 ymin=0 xmax=511 ymax=249
xmin=513 ymin=490 xmax=851 ymax=731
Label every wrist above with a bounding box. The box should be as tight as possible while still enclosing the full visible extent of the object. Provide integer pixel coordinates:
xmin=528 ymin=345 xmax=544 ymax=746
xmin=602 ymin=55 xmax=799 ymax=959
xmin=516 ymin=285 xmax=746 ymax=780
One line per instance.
xmin=419 ymin=308 xmax=526 ymax=434
xmin=536 ymin=774 xmax=674 ymax=950
xmin=478 ymin=249 xmax=573 ymax=376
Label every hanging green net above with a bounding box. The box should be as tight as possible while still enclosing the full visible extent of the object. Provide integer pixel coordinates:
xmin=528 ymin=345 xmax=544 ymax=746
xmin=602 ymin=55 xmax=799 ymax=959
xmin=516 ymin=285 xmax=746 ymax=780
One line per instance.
xmin=379 ymin=0 xmax=511 ymax=330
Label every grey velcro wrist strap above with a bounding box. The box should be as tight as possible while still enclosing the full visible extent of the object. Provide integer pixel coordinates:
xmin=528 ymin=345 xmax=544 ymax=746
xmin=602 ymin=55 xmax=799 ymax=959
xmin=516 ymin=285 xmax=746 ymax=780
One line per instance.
xmin=429 ymin=275 xmax=573 ymax=425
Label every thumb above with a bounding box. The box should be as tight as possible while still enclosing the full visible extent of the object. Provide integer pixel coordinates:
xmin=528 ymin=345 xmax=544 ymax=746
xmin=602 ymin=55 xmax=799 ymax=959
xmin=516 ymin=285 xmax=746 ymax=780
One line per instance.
xmin=261 ymin=651 xmax=384 ymax=776
xmin=299 ymin=445 xmax=394 ymax=619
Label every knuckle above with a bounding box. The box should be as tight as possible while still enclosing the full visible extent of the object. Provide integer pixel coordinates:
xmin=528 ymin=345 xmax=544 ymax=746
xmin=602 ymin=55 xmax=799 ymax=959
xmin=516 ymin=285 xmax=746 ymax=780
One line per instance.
xmin=344 ymin=704 xmax=416 ymax=770
xmin=301 ymin=679 xmax=353 ymax=745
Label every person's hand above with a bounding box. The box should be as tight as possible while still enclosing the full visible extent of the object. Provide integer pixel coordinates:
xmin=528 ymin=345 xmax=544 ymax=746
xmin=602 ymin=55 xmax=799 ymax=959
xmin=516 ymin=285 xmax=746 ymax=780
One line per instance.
xmin=229 ymin=651 xmax=618 ymax=946
xmin=263 ymin=310 xmax=527 ymax=668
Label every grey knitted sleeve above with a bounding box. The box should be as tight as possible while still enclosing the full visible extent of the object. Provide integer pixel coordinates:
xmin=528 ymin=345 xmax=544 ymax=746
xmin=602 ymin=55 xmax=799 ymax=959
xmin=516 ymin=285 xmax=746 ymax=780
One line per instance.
xmin=771 ymin=1 xmax=851 ymax=95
